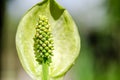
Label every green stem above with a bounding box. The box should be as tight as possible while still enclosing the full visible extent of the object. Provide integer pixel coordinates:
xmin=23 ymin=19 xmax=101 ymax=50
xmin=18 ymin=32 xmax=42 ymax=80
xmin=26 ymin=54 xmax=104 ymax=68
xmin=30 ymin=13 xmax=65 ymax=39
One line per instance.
xmin=42 ymin=63 xmax=49 ymax=80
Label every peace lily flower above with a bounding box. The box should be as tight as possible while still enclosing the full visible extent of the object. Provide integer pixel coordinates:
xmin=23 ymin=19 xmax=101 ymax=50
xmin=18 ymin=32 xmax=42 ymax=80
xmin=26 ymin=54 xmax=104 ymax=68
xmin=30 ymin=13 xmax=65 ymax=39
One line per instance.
xmin=16 ymin=0 xmax=80 ymax=80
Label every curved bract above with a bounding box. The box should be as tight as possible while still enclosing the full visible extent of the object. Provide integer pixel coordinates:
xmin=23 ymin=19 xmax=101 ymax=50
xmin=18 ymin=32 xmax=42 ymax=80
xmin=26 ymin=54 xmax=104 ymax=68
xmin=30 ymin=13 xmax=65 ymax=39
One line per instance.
xmin=16 ymin=0 xmax=80 ymax=80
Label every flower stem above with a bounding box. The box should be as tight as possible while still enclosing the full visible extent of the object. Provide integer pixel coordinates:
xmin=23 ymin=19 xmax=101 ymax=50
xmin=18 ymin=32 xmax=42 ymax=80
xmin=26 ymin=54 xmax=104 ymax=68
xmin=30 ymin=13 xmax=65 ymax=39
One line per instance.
xmin=42 ymin=63 xmax=49 ymax=80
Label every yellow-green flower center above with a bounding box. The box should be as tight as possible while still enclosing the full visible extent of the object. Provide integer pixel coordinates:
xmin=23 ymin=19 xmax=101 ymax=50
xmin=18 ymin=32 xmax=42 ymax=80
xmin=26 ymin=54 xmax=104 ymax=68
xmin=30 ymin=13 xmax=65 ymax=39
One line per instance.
xmin=33 ymin=15 xmax=54 ymax=65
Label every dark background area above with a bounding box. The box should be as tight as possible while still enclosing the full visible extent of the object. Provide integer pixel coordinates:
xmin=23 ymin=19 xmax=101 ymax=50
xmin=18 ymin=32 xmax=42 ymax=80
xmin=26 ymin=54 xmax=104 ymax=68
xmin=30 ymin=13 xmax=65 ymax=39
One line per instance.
xmin=0 ymin=0 xmax=6 ymax=78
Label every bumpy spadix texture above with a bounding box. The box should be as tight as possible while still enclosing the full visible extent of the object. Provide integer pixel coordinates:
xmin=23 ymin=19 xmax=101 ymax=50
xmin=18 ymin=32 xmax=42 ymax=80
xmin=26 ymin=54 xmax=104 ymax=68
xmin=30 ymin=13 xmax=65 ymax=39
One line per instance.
xmin=33 ymin=15 xmax=54 ymax=64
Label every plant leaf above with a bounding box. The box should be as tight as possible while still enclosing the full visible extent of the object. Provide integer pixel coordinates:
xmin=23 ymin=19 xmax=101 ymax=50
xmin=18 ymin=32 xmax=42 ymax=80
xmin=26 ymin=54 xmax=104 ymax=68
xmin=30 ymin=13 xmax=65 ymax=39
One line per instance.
xmin=50 ymin=0 xmax=65 ymax=20
xmin=16 ymin=0 xmax=80 ymax=80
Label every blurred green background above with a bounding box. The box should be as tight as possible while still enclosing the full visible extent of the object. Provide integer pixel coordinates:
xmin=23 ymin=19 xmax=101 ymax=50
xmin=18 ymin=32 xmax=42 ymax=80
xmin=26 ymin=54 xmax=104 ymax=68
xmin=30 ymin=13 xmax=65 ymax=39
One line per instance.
xmin=0 ymin=0 xmax=120 ymax=80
